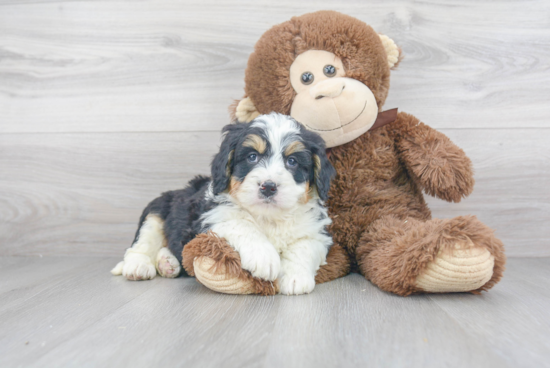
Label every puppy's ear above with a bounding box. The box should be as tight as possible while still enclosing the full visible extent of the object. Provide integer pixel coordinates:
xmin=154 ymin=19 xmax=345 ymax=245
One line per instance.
xmin=312 ymin=145 xmax=336 ymax=201
xmin=211 ymin=124 xmax=246 ymax=195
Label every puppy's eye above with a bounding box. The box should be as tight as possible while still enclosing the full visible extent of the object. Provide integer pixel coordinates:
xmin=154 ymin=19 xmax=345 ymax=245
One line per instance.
xmin=323 ymin=65 xmax=336 ymax=77
xmin=286 ymin=157 xmax=298 ymax=167
xmin=247 ymin=153 xmax=258 ymax=163
xmin=301 ymin=72 xmax=314 ymax=85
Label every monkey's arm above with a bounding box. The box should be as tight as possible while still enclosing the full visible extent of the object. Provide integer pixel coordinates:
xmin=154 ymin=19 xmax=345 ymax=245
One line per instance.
xmin=389 ymin=112 xmax=474 ymax=202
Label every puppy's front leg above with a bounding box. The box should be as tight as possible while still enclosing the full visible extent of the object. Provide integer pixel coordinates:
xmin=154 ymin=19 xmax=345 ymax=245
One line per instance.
xmin=279 ymin=239 xmax=328 ymax=295
xmin=209 ymin=220 xmax=280 ymax=281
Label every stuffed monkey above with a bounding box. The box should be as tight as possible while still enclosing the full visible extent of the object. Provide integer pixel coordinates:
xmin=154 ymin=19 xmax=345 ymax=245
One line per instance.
xmin=182 ymin=10 xmax=505 ymax=296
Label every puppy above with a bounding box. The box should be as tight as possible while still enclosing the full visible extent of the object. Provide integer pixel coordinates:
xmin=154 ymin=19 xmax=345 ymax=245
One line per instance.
xmin=111 ymin=113 xmax=335 ymax=295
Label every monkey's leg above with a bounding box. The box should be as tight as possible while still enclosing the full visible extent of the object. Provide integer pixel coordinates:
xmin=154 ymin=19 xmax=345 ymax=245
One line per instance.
xmin=182 ymin=233 xmax=350 ymax=295
xmin=356 ymin=215 xmax=506 ymax=296
xmin=314 ymin=244 xmax=351 ymax=284
xmin=182 ymin=233 xmax=278 ymax=295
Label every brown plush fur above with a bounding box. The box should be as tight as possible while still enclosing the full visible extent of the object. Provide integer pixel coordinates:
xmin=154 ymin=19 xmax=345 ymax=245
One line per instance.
xmin=325 ymin=111 xmax=504 ymax=294
xmin=356 ymin=215 xmax=505 ymax=296
xmin=389 ymin=112 xmax=475 ymax=203
xmin=185 ymin=10 xmax=505 ymax=296
xmin=183 ymin=233 xmax=351 ymax=290
xmin=182 ymin=232 xmax=279 ymax=296
xmin=243 ymin=11 xmax=391 ymax=116
xmin=314 ymin=244 xmax=351 ymax=284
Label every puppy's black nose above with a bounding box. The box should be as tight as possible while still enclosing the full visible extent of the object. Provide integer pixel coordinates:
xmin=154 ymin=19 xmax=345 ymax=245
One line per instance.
xmin=260 ymin=181 xmax=277 ymax=197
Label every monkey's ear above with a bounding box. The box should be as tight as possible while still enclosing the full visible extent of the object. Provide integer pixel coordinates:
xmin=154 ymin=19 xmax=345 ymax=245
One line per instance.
xmin=235 ymin=97 xmax=260 ymax=123
xmin=379 ymin=34 xmax=401 ymax=69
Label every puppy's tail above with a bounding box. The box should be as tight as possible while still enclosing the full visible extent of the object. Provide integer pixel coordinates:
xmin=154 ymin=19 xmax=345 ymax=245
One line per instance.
xmin=111 ymin=261 xmax=124 ymax=275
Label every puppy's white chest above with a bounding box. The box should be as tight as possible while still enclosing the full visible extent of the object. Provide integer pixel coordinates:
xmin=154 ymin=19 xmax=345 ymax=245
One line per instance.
xmin=263 ymin=225 xmax=297 ymax=253
xmin=255 ymin=214 xmax=313 ymax=253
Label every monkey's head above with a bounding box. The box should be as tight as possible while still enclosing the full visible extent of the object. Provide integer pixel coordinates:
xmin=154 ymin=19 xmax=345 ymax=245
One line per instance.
xmin=233 ymin=11 xmax=401 ymax=148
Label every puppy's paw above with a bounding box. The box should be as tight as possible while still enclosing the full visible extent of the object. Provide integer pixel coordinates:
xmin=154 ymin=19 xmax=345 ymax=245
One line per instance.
xmin=111 ymin=261 xmax=124 ymax=275
xmin=240 ymin=246 xmax=281 ymax=281
xmin=156 ymin=248 xmax=181 ymax=278
xmin=122 ymin=254 xmax=156 ymax=281
xmin=279 ymin=271 xmax=315 ymax=295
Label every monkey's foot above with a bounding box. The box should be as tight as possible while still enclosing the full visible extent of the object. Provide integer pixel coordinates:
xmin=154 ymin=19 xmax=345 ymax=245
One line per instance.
xmin=183 ymin=233 xmax=350 ymax=295
xmin=415 ymin=238 xmax=494 ymax=293
xmin=182 ymin=233 xmax=278 ymax=296
xmin=194 ymin=257 xmax=276 ymax=294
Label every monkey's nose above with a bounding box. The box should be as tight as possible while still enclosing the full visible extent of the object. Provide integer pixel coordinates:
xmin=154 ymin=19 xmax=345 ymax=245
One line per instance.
xmin=259 ymin=181 xmax=277 ymax=198
xmin=310 ymin=79 xmax=346 ymax=100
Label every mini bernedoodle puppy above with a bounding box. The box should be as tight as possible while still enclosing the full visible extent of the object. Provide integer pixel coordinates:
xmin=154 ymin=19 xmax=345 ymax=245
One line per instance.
xmin=112 ymin=113 xmax=336 ymax=295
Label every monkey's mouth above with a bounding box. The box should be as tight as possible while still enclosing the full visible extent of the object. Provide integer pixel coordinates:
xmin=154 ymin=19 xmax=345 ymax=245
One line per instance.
xmin=305 ymin=100 xmax=367 ymax=132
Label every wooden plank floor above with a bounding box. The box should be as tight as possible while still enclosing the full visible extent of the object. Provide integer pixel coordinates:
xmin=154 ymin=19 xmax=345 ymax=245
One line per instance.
xmin=1 ymin=257 xmax=548 ymax=368
xmin=1 ymin=0 xmax=550 ymax=258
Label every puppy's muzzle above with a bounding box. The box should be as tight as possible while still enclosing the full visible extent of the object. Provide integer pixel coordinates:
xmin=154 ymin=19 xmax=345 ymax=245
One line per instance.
xmin=260 ymin=181 xmax=277 ymax=198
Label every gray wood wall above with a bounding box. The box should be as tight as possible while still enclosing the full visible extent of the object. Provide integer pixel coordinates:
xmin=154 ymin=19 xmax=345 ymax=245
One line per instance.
xmin=1 ymin=0 xmax=549 ymax=257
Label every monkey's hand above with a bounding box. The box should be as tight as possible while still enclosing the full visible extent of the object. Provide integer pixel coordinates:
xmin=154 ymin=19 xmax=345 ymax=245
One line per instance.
xmin=392 ymin=112 xmax=475 ymax=202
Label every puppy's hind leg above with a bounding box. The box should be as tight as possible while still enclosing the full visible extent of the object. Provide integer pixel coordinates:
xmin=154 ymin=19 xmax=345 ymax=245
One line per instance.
xmin=156 ymin=247 xmax=181 ymax=278
xmin=120 ymin=214 xmax=167 ymax=281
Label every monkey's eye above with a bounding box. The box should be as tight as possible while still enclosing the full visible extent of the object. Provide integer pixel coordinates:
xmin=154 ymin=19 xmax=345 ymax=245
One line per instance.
xmin=301 ymin=72 xmax=314 ymax=85
xmin=323 ymin=65 xmax=336 ymax=77
xmin=247 ymin=153 xmax=258 ymax=163
xmin=286 ymin=157 xmax=298 ymax=167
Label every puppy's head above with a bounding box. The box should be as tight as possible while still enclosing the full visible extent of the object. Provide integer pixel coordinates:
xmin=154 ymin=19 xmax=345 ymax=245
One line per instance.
xmin=211 ymin=113 xmax=335 ymax=214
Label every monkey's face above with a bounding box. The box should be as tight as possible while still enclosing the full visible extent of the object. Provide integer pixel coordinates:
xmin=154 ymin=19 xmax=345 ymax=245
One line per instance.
xmin=236 ymin=12 xmax=401 ymax=147
xmin=289 ymin=50 xmax=379 ymax=148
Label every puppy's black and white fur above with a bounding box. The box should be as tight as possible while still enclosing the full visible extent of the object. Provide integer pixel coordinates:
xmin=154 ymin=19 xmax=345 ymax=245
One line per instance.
xmin=111 ymin=113 xmax=335 ymax=295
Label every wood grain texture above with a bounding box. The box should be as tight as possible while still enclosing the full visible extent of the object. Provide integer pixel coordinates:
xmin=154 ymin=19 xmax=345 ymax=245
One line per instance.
xmin=0 ymin=256 xmax=549 ymax=368
xmin=0 ymin=131 xmax=219 ymax=256
xmin=0 ymin=0 xmax=549 ymax=133
xmin=0 ymin=0 xmax=549 ymax=257
xmin=428 ymin=258 xmax=550 ymax=367
xmin=1 ymin=128 xmax=548 ymax=257
xmin=262 ymin=275 xmax=507 ymax=368
xmin=427 ymin=128 xmax=550 ymax=256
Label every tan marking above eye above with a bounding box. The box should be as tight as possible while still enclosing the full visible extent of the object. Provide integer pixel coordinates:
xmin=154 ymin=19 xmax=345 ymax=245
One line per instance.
xmin=284 ymin=141 xmax=306 ymax=156
xmin=242 ymin=134 xmax=266 ymax=154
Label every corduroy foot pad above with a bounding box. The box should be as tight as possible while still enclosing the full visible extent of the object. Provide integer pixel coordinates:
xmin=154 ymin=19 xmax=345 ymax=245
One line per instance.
xmin=415 ymin=239 xmax=494 ymax=293
xmin=194 ymin=257 xmax=279 ymax=295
